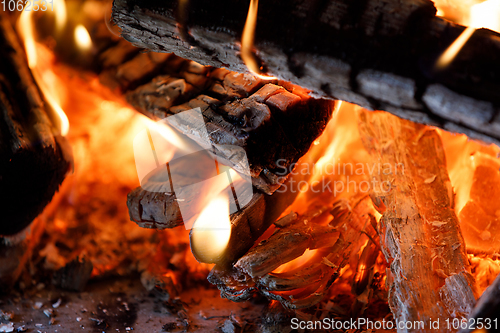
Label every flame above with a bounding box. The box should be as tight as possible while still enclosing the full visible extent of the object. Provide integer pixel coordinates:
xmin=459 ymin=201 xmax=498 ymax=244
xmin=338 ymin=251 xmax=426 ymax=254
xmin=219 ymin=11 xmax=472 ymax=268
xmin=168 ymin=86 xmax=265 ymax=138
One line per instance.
xmin=241 ymin=0 xmax=277 ymax=80
xmin=18 ymin=2 xmax=70 ymax=136
xmin=435 ymin=26 xmax=475 ymax=69
xmin=272 ymin=249 xmax=318 ymax=274
xmin=190 ymin=193 xmax=232 ymax=264
xmin=74 ymin=24 xmax=92 ymax=51
xmin=142 ymin=117 xmax=191 ymax=153
xmin=54 ymin=0 xmax=67 ymax=33
xmin=435 ymin=0 xmax=500 ymax=69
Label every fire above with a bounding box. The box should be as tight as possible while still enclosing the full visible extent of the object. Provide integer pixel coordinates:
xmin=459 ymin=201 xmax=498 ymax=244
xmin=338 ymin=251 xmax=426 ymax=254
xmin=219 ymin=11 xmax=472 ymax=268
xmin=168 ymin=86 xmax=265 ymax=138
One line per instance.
xmin=74 ymin=24 xmax=92 ymax=51
xmin=190 ymin=193 xmax=232 ymax=264
xmin=435 ymin=0 xmax=500 ymax=69
xmin=435 ymin=26 xmax=475 ymax=69
xmin=241 ymin=0 xmax=277 ymax=80
xmin=11 ymin=0 xmax=500 ymax=316
xmin=54 ymin=0 xmax=67 ymax=32
xmin=272 ymin=249 xmax=318 ymax=274
xmin=18 ymin=1 xmax=70 ymax=136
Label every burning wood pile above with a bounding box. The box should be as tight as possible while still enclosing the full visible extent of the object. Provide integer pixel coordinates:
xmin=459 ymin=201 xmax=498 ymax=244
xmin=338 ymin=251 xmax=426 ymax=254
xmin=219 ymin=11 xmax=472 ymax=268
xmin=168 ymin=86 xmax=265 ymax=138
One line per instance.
xmin=1 ymin=0 xmax=500 ymax=332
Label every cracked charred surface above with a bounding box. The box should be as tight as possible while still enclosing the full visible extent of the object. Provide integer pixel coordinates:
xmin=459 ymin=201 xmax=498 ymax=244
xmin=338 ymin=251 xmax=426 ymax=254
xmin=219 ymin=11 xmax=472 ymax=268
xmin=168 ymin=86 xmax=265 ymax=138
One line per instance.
xmin=112 ymin=0 xmax=500 ymax=146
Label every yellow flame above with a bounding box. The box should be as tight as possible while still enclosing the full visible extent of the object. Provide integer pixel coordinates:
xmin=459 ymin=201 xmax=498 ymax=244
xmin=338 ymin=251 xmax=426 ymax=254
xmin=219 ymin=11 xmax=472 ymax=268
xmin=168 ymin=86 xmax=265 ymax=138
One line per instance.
xmin=54 ymin=0 xmax=67 ymax=33
xmin=470 ymin=0 xmax=500 ymax=31
xmin=143 ymin=117 xmax=192 ymax=153
xmin=436 ymin=0 xmax=500 ymax=70
xmin=435 ymin=26 xmax=475 ymax=70
xmin=18 ymin=7 xmax=37 ymax=68
xmin=241 ymin=0 xmax=277 ymax=80
xmin=272 ymin=249 xmax=318 ymax=273
xmin=75 ymin=24 xmax=92 ymax=50
xmin=17 ymin=1 xmax=70 ymax=136
xmin=190 ymin=193 xmax=232 ymax=264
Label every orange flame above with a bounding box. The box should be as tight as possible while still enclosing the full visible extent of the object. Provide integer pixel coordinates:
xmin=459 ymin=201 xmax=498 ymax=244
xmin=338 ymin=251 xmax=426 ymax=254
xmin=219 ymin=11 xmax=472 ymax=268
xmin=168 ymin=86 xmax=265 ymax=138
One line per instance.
xmin=435 ymin=0 xmax=500 ymax=69
xmin=18 ymin=1 xmax=70 ymax=136
xmin=190 ymin=193 xmax=232 ymax=264
xmin=241 ymin=0 xmax=277 ymax=80
xmin=74 ymin=24 xmax=92 ymax=51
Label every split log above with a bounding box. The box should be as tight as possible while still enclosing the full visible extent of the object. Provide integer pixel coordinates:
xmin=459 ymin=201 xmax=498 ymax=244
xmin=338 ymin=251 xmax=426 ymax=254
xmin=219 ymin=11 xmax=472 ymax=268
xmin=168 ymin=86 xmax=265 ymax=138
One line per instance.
xmin=358 ymin=110 xmax=476 ymax=332
xmin=103 ymin=50 xmax=334 ymax=194
xmin=112 ymin=0 xmax=500 ymax=145
xmin=0 ymin=16 xmax=70 ymax=236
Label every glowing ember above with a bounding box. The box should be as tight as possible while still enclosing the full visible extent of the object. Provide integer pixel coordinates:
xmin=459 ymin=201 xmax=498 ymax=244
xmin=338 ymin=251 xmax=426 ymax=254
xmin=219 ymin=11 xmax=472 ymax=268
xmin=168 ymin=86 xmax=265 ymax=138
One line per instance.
xmin=241 ymin=0 xmax=277 ymax=80
xmin=272 ymin=249 xmax=318 ymax=274
xmin=11 ymin=0 xmax=500 ymax=317
xmin=74 ymin=24 xmax=92 ymax=51
xmin=190 ymin=193 xmax=232 ymax=264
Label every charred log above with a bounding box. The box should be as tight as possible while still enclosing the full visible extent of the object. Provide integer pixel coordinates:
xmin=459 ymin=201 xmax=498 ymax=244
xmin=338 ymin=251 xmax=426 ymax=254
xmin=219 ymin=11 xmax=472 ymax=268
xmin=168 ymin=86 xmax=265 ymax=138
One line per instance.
xmin=208 ymin=197 xmax=381 ymax=310
xmin=358 ymin=110 xmax=476 ymax=331
xmin=0 ymin=16 xmax=70 ymax=236
xmin=113 ymin=0 xmax=500 ymax=145
xmin=129 ymin=161 xmax=313 ymax=267
xmin=102 ymin=50 xmax=334 ymax=195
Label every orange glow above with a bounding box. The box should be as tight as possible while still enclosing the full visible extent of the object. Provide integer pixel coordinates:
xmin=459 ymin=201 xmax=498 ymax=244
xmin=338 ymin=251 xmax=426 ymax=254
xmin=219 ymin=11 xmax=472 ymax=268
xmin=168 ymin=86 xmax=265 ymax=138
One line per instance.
xmin=272 ymin=249 xmax=319 ymax=274
xmin=435 ymin=26 xmax=475 ymax=69
xmin=54 ymin=0 xmax=68 ymax=33
xmin=190 ymin=193 xmax=232 ymax=264
xmin=435 ymin=0 xmax=500 ymax=69
xmin=18 ymin=3 xmax=70 ymax=136
xmin=13 ymin=0 xmax=500 ymax=310
xmin=439 ymin=129 xmax=500 ymax=254
xmin=74 ymin=24 xmax=92 ymax=51
xmin=241 ymin=0 xmax=277 ymax=80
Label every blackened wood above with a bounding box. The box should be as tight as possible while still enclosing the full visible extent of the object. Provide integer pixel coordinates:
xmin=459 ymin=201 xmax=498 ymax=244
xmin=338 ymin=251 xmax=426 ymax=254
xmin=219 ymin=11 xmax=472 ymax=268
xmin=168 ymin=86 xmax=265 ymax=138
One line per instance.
xmin=0 ymin=16 xmax=69 ymax=236
xmin=129 ymin=160 xmax=312 ymax=267
xmin=358 ymin=110 xmax=476 ymax=331
xmin=112 ymin=0 xmax=500 ymax=145
xmin=113 ymin=52 xmax=334 ymax=195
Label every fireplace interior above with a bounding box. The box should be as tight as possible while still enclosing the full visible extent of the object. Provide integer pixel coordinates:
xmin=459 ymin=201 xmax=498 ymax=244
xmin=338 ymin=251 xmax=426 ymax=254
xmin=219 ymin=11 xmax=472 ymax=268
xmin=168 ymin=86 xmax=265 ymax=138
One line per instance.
xmin=1 ymin=0 xmax=500 ymax=332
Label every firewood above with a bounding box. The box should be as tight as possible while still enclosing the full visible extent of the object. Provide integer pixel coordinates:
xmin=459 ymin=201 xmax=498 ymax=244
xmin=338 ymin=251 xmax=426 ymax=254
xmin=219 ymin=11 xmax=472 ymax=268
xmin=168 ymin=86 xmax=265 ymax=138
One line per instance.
xmin=112 ymin=0 xmax=500 ymax=145
xmin=357 ymin=110 xmax=476 ymax=331
xmin=209 ymin=197 xmax=381 ymax=309
xmin=129 ymin=160 xmax=314 ymax=267
xmin=0 ymin=16 xmax=70 ymax=236
xmin=107 ymin=52 xmax=334 ymax=195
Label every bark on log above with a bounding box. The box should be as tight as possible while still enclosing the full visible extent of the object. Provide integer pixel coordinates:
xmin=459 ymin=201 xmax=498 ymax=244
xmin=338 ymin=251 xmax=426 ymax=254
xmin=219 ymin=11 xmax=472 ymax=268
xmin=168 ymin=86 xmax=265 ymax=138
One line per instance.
xmin=0 ymin=16 xmax=70 ymax=236
xmin=358 ymin=110 xmax=476 ymax=332
xmin=112 ymin=0 xmax=500 ymax=146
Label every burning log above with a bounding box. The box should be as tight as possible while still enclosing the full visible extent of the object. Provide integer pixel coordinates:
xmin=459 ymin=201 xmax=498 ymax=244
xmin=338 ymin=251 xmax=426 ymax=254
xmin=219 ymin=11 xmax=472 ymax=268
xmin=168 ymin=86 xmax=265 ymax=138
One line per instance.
xmin=357 ymin=110 xmax=476 ymax=331
xmin=0 ymin=16 xmax=70 ymax=236
xmin=112 ymin=0 xmax=500 ymax=145
xmin=129 ymin=160 xmax=314 ymax=267
xmin=208 ymin=197 xmax=381 ymax=310
xmin=103 ymin=51 xmax=334 ymax=194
